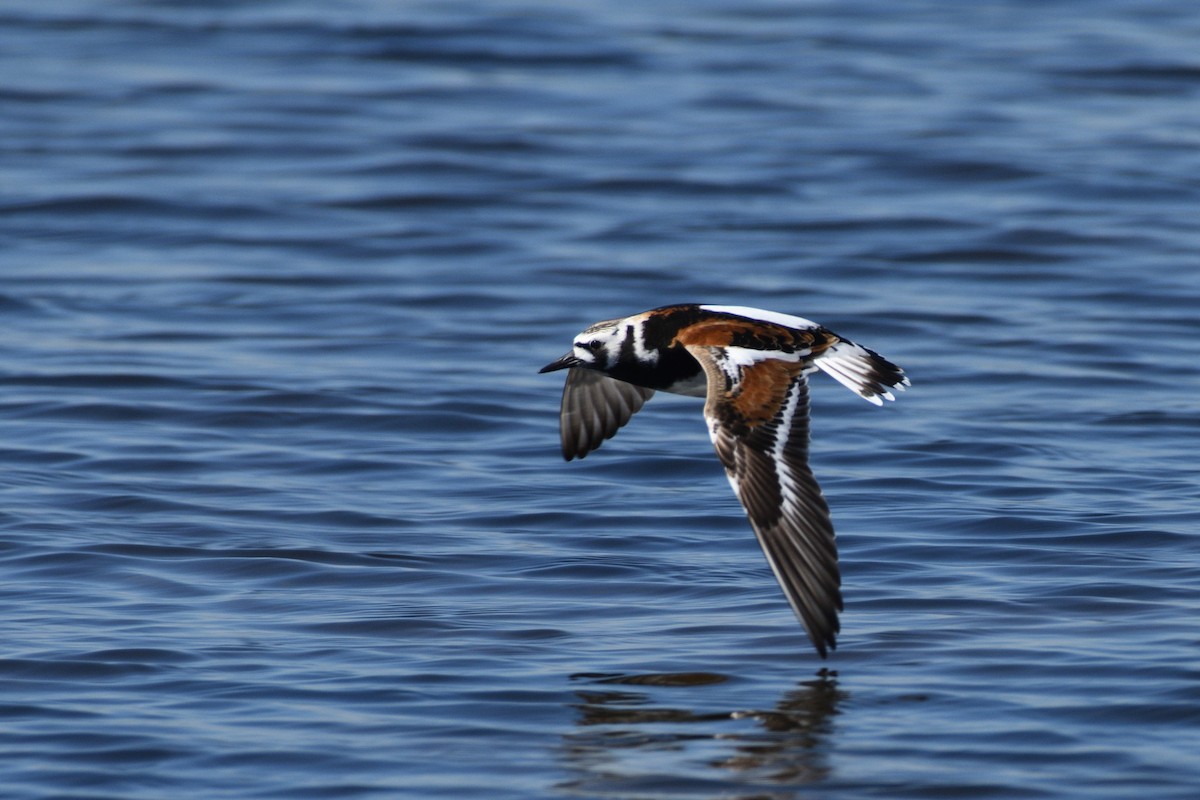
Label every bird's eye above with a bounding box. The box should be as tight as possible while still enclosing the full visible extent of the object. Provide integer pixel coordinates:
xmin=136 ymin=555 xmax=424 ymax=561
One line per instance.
xmin=584 ymin=340 xmax=603 ymax=351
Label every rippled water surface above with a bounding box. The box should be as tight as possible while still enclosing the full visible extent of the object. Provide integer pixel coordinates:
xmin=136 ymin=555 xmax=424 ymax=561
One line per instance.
xmin=3 ymin=1 xmax=1199 ymax=798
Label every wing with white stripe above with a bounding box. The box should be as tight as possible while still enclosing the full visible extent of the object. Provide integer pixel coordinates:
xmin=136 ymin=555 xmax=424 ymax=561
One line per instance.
xmin=684 ymin=345 xmax=842 ymax=658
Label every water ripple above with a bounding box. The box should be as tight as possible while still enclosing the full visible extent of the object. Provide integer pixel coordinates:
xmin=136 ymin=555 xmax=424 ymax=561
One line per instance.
xmin=1 ymin=1 xmax=1198 ymax=798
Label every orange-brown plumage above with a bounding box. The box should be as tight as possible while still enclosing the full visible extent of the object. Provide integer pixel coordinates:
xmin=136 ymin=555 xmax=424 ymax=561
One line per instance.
xmin=701 ymin=353 xmax=804 ymax=428
xmin=673 ymin=317 xmax=828 ymax=353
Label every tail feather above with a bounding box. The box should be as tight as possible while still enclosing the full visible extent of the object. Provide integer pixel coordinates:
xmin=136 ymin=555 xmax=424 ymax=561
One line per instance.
xmin=815 ymin=340 xmax=909 ymax=405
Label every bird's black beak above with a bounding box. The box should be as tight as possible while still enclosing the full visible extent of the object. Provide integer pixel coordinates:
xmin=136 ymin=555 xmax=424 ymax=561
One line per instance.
xmin=539 ymin=352 xmax=581 ymax=373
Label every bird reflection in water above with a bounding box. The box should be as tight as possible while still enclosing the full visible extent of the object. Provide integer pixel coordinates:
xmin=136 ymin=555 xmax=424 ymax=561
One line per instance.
xmin=559 ymin=670 xmax=843 ymax=796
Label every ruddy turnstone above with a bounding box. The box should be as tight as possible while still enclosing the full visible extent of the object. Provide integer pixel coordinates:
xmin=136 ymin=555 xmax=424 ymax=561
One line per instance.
xmin=540 ymin=304 xmax=908 ymax=657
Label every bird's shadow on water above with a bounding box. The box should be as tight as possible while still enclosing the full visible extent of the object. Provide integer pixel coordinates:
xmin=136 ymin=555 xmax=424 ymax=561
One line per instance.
xmin=557 ymin=669 xmax=844 ymax=798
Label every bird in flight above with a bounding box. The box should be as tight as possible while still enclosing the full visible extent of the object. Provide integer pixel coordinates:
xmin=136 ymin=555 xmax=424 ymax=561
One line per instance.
xmin=540 ymin=304 xmax=908 ymax=657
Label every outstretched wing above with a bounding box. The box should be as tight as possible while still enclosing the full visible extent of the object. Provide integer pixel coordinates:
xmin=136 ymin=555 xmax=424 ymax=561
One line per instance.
xmin=682 ymin=343 xmax=842 ymax=658
xmin=558 ymin=368 xmax=655 ymax=461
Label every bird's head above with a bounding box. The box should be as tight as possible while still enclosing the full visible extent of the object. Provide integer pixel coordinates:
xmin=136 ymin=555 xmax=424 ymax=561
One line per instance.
xmin=539 ymin=317 xmax=625 ymax=375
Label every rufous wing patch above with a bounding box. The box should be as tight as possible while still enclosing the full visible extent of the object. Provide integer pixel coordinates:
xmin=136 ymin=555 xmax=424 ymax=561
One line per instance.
xmin=682 ymin=341 xmax=807 ymax=430
xmin=674 ymin=317 xmax=815 ymax=352
xmin=727 ymin=357 xmax=806 ymax=427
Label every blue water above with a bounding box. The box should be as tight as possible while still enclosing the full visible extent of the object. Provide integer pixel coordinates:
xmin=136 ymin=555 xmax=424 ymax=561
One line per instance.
xmin=2 ymin=1 xmax=1199 ymax=797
